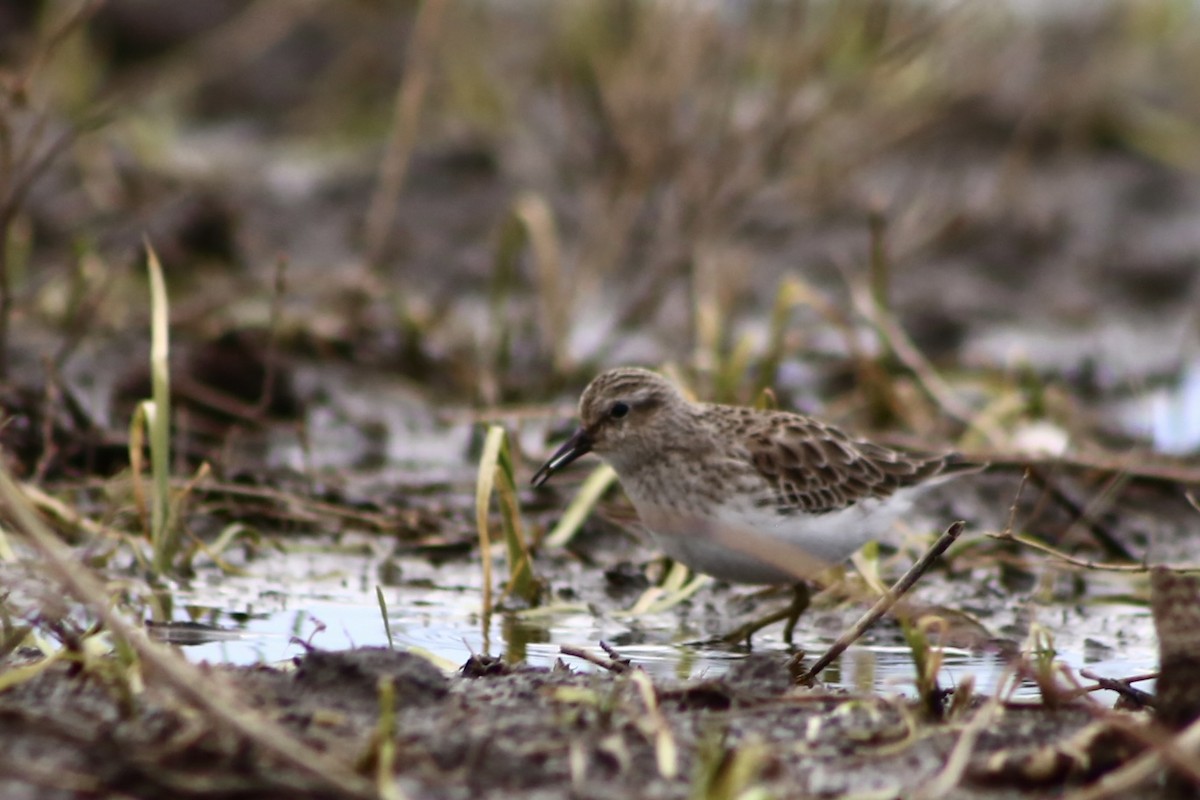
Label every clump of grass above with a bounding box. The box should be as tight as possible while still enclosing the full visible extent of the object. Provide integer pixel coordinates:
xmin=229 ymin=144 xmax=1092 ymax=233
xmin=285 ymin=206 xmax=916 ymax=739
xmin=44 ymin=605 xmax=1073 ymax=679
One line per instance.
xmin=124 ymin=244 xmax=218 ymax=579
xmin=1026 ymin=625 xmax=1064 ymax=708
xmin=902 ymin=614 xmax=947 ymax=720
xmin=475 ymin=424 xmax=543 ymax=621
xmin=690 ymin=725 xmax=771 ymax=800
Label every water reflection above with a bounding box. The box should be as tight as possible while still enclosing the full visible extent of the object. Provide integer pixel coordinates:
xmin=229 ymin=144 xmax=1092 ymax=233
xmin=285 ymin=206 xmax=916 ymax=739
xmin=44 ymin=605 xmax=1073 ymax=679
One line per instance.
xmin=160 ymin=539 xmax=1154 ymax=705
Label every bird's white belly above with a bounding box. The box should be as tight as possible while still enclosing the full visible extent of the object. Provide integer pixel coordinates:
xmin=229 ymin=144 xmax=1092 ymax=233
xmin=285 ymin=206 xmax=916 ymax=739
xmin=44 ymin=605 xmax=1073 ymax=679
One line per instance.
xmin=636 ymin=492 xmax=916 ymax=584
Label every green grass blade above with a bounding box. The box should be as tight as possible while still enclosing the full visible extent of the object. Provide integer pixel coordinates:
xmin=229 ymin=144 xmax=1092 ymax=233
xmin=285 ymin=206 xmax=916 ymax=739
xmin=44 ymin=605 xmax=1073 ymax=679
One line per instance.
xmin=545 ymin=463 xmax=617 ymax=547
xmin=145 ymin=243 xmax=175 ymax=575
xmin=494 ymin=427 xmax=539 ymax=605
xmin=376 ymin=586 xmax=395 ymax=651
xmin=474 ymin=425 xmax=502 ymax=619
xmin=476 ymin=425 xmax=541 ymax=608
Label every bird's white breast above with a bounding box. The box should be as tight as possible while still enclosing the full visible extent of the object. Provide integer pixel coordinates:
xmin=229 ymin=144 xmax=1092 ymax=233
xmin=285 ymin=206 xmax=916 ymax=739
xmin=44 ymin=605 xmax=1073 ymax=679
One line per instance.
xmin=632 ymin=489 xmax=918 ymax=584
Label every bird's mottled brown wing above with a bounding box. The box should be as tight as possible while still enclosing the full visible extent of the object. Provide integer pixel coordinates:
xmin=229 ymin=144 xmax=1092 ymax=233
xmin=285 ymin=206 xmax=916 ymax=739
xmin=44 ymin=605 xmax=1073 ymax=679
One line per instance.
xmin=718 ymin=407 xmax=960 ymax=516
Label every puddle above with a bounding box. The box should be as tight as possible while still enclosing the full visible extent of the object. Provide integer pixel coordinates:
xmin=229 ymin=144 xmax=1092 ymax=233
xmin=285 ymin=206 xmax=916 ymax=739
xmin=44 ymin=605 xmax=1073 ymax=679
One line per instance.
xmin=161 ymin=536 xmax=1157 ymax=705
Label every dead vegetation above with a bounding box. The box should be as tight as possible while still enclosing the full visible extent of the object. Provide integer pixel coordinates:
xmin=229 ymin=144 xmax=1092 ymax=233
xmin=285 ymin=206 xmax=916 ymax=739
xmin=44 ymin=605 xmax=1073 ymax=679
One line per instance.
xmin=1 ymin=0 xmax=1199 ymax=797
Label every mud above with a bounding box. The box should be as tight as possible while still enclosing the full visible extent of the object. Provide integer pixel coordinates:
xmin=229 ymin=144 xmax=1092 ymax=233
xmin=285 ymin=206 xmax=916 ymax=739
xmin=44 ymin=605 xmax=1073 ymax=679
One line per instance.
xmin=0 ymin=648 xmax=1160 ymax=799
xmin=2 ymin=1 xmax=1199 ymax=797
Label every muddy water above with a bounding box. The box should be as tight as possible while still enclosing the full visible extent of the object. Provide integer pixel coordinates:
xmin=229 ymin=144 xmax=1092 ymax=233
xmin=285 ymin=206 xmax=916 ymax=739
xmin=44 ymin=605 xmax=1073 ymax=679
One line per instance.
xmin=161 ymin=520 xmax=1157 ymax=704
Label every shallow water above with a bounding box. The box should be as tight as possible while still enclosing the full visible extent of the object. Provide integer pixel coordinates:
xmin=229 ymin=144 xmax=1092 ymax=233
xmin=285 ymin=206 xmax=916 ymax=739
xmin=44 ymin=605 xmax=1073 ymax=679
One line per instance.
xmin=162 ymin=538 xmax=1157 ymax=705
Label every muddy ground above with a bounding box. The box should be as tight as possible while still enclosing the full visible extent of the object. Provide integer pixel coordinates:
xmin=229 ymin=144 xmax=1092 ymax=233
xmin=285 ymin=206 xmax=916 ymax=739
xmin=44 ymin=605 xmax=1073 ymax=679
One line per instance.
xmin=1 ymin=2 xmax=1200 ymax=798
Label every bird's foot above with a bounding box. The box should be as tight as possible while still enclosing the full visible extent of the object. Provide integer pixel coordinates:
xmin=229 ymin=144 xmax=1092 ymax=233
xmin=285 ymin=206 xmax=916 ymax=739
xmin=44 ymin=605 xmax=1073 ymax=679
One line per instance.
xmin=718 ymin=583 xmax=811 ymax=648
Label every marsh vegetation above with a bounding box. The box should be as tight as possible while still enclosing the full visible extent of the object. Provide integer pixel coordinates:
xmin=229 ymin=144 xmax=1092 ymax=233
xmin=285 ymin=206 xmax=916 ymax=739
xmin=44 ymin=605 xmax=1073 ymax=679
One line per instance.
xmin=1 ymin=2 xmax=1199 ymax=797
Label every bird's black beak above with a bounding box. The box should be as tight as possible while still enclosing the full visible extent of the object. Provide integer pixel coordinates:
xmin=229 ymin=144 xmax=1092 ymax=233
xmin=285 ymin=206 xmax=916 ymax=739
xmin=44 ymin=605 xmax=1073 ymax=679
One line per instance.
xmin=530 ymin=427 xmax=593 ymax=487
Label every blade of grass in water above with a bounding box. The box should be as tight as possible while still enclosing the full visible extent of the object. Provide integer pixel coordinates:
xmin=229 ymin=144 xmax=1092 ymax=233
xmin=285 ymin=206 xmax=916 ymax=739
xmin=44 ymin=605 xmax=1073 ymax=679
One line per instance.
xmin=476 ymin=425 xmax=541 ymax=617
xmin=145 ymin=243 xmax=175 ymax=576
xmin=376 ymin=586 xmax=395 ymax=650
xmin=474 ymin=428 xmax=499 ymax=620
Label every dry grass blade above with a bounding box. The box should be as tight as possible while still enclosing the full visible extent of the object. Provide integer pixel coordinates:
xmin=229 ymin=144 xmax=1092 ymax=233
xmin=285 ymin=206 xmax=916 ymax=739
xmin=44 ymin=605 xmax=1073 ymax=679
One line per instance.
xmin=630 ymin=670 xmax=678 ymax=779
xmin=0 ymin=649 xmax=65 ymax=692
xmin=127 ymin=402 xmax=151 ymax=533
xmin=914 ymin=699 xmax=1001 ymax=799
xmin=625 ymin=571 xmax=711 ymax=617
xmin=0 ymin=465 xmax=378 ymax=799
xmin=364 ymin=0 xmax=448 ymax=264
xmin=366 ymin=678 xmax=407 ymax=800
xmin=514 ymin=192 xmax=570 ymax=373
xmin=193 ymin=521 xmax=253 ymax=577
xmin=690 ymin=726 xmax=772 ymax=800
xmin=0 ymin=522 xmax=13 ymax=562
xmin=545 ymin=463 xmax=617 ymax=547
xmin=558 ymin=644 xmax=629 ymax=673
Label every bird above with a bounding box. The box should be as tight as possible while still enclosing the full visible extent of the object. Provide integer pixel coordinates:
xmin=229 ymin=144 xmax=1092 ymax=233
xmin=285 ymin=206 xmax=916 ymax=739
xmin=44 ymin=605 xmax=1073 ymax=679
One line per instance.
xmin=530 ymin=367 xmax=983 ymax=643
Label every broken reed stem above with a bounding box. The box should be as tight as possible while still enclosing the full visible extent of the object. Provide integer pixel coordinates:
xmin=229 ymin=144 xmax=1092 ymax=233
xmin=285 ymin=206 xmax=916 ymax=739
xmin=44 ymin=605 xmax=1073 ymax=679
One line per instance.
xmin=0 ymin=467 xmax=378 ymax=800
xmin=801 ymin=521 xmax=966 ymax=684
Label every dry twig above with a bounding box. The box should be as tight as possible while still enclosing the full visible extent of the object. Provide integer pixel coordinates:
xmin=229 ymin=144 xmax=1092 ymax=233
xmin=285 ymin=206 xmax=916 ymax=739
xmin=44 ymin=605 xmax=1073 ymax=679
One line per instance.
xmin=801 ymin=521 xmax=965 ymax=684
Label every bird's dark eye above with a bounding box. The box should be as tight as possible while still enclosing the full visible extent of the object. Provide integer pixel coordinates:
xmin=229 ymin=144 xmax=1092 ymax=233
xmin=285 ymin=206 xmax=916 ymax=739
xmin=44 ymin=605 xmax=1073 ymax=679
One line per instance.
xmin=609 ymin=401 xmax=630 ymax=419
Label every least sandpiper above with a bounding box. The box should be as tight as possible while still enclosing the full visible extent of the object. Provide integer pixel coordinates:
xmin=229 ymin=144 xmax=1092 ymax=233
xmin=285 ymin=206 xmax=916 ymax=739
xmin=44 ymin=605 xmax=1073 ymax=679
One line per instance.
xmin=531 ymin=367 xmax=982 ymax=640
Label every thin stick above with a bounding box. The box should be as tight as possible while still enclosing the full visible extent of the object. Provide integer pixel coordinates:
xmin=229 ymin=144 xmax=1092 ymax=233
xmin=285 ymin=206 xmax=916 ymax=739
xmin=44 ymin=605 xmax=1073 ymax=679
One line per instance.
xmin=801 ymin=521 xmax=965 ymax=684
xmin=987 ymin=530 xmax=1164 ymax=572
xmin=1073 ymin=670 xmax=1156 ymax=707
xmin=983 ymin=452 xmax=1200 ymax=487
xmin=1025 ymin=466 xmax=1133 ymax=560
xmin=560 ymin=644 xmax=631 ymax=673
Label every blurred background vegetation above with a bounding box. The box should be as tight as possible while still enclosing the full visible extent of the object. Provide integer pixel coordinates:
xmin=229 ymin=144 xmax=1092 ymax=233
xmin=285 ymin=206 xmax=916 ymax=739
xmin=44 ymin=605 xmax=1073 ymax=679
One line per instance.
xmin=2 ymin=0 xmax=1199 ymax=482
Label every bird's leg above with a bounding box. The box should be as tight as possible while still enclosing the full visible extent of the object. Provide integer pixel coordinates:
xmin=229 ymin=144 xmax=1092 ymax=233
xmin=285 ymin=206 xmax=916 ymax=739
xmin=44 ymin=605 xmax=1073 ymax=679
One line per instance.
xmin=719 ymin=582 xmax=811 ymax=647
xmin=780 ymin=582 xmax=811 ymax=645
